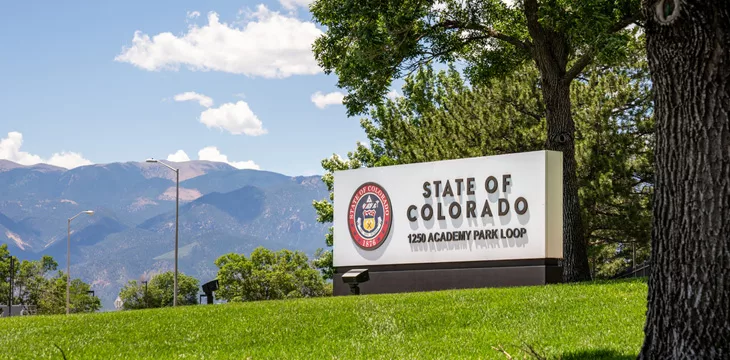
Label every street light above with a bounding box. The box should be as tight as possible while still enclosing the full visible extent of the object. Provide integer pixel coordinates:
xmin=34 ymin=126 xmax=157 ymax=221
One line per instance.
xmin=67 ymin=210 xmax=94 ymax=315
xmin=146 ymin=157 xmax=180 ymax=306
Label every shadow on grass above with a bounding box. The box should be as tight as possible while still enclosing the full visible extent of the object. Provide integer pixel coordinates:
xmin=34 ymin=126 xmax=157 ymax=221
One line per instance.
xmin=538 ymin=277 xmax=647 ymax=291
xmin=560 ymin=349 xmax=636 ymax=359
xmin=493 ymin=344 xmax=637 ymax=360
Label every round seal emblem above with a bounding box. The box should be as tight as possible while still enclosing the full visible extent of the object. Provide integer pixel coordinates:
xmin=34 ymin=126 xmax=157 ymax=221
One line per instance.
xmin=348 ymin=182 xmax=392 ymax=250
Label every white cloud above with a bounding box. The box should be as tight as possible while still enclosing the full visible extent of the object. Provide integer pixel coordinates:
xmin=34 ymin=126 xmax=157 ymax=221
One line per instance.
xmin=0 ymin=132 xmax=91 ymax=169
xmin=200 ymin=101 xmax=267 ymax=136
xmin=431 ymin=1 xmax=447 ymax=11
xmin=311 ymin=91 xmax=344 ymax=109
xmin=47 ymin=152 xmax=93 ymax=169
xmin=187 ymin=10 xmax=201 ymax=19
xmin=167 ymin=150 xmax=191 ymax=162
xmin=0 ymin=132 xmax=42 ymax=165
xmin=386 ymin=90 xmax=403 ymax=100
xmin=115 ymin=6 xmax=323 ymax=78
xmin=280 ymin=0 xmax=314 ymax=10
xmin=165 ymin=147 xmax=259 ymax=169
xmin=173 ymin=91 xmax=214 ymax=108
xmin=198 ymin=146 xmax=260 ymax=169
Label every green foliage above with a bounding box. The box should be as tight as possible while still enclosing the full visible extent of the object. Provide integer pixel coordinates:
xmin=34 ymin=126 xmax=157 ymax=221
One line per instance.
xmin=215 ymin=247 xmax=328 ymax=302
xmin=0 ymin=279 xmax=647 ymax=359
xmin=38 ymin=274 xmax=102 ymax=315
xmin=0 ymin=244 xmax=100 ymax=314
xmin=0 ymin=244 xmax=13 ymax=305
xmin=118 ymin=271 xmax=199 ymax=310
xmin=312 ymin=248 xmax=334 ymax=280
xmin=313 ymin=46 xmax=653 ymax=278
xmin=149 ymin=271 xmax=200 ymax=306
xmin=310 ymin=0 xmax=641 ymax=116
xmin=15 ymin=255 xmax=58 ymax=308
xmin=572 ymin=45 xmax=654 ymax=278
xmin=361 ymin=63 xmax=546 ymax=162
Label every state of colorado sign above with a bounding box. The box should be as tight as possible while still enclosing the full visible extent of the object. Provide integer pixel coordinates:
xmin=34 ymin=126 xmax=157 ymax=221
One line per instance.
xmin=348 ymin=182 xmax=392 ymax=250
xmin=333 ymin=150 xmax=564 ymax=267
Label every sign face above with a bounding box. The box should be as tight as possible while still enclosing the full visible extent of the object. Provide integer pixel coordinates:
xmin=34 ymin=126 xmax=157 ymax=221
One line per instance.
xmin=333 ymin=150 xmax=563 ymax=267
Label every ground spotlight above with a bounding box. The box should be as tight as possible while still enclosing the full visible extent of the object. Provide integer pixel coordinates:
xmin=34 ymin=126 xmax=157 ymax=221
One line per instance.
xmin=201 ymin=279 xmax=219 ymax=304
xmin=341 ymin=269 xmax=369 ymax=295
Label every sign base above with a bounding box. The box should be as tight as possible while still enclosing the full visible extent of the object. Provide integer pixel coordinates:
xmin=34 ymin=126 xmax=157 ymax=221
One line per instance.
xmin=333 ymin=259 xmax=562 ymax=296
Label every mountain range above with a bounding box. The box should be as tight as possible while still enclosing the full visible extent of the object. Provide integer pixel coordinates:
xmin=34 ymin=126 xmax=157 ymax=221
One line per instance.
xmin=0 ymin=159 xmax=329 ymax=309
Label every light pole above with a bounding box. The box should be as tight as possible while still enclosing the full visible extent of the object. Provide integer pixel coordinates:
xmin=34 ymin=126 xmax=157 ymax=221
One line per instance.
xmin=146 ymin=158 xmax=179 ymax=306
xmin=141 ymin=280 xmax=148 ymax=308
xmin=67 ymin=210 xmax=94 ymax=315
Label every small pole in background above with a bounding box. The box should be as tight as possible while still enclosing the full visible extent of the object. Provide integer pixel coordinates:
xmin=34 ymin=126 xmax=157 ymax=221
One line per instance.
xmin=141 ymin=280 xmax=148 ymax=308
xmin=632 ymin=242 xmax=636 ymax=277
xmin=8 ymin=257 xmax=14 ymax=317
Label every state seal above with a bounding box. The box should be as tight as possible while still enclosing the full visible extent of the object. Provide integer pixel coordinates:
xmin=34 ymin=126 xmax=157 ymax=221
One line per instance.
xmin=347 ymin=182 xmax=392 ymax=250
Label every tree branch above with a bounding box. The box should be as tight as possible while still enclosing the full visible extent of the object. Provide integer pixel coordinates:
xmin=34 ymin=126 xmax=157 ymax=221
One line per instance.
xmin=437 ymin=20 xmax=531 ymax=52
xmin=523 ymin=0 xmax=546 ymax=46
xmin=403 ymin=35 xmax=491 ymax=75
xmin=498 ymin=99 xmax=544 ymax=122
xmin=563 ymin=49 xmax=596 ymax=83
xmin=486 ymin=28 xmax=532 ymax=52
xmin=563 ymin=15 xmax=640 ymax=82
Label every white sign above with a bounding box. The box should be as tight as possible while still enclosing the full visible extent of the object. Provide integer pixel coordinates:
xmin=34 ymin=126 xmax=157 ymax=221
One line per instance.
xmin=333 ymin=150 xmax=563 ymax=267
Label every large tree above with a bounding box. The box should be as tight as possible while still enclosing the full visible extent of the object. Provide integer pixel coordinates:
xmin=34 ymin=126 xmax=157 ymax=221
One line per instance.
xmin=311 ymin=0 xmax=642 ymax=281
xmin=638 ymin=1 xmax=729 ymax=358
xmin=215 ymin=247 xmax=328 ymax=302
xmin=118 ymin=271 xmax=200 ymax=310
xmin=39 ymin=274 xmax=102 ymax=315
xmin=0 ymin=245 xmax=100 ymax=314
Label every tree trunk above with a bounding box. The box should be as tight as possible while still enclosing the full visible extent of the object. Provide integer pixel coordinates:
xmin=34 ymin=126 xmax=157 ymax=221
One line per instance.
xmin=542 ymin=77 xmax=592 ymax=282
xmin=639 ymin=1 xmax=730 ymax=358
xmin=524 ymin=0 xmax=592 ymax=282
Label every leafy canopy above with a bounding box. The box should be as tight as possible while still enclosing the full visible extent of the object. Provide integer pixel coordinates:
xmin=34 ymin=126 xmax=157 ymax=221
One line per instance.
xmin=215 ymin=247 xmax=328 ymax=302
xmin=311 ymin=0 xmax=641 ymax=115
xmin=0 ymin=244 xmax=101 ymax=314
xmin=118 ymin=271 xmax=200 ymax=310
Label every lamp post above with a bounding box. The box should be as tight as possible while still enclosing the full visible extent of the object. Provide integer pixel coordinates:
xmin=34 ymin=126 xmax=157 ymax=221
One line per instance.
xmin=141 ymin=280 xmax=148 ymax=308
xmin=146 ymin=158 xmax=179 ymax=306
xmin=67 ymin=210 xmax=94 ymax=315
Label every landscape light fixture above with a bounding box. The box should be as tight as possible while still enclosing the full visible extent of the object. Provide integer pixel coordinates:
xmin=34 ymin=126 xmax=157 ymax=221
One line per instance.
xmin=201 ymin=279 xmax=219 ymax=304
xmin=146 ymin=157 xmax=180 ymax=307
xmin=114 ymin=296 xmax=124 ymax=310
xmin=67 ymin=210 xmax=94 ymax=315
xmin=341 ymin=269 xmax=370 ymax=295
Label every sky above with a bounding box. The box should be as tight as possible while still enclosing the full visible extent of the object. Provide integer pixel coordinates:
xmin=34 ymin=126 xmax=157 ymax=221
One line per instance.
xmin=0 ymin=0 xmax=404 ymax=176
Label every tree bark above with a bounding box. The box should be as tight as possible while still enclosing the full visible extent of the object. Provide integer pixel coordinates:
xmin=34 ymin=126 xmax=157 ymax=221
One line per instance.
xmin=524 ymin=0 xmax=592 ymax=282
xmin=639 ymin=1 xmax=730 ymax=359
xmin=541 ymin=76 xmax=592 ymax=282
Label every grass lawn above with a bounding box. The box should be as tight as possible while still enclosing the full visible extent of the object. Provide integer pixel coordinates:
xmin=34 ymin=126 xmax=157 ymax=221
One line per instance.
xmin=1 ymin=279 xmax=647 ymax=359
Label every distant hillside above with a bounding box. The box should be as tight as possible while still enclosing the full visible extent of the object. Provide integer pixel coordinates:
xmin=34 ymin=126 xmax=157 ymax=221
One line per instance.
xmin=0 ymin=160 xmax=329 ymax=309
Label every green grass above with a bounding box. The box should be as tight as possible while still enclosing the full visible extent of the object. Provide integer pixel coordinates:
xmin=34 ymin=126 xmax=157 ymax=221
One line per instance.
xmin=1 ymin=279 xmax=647 ymax=359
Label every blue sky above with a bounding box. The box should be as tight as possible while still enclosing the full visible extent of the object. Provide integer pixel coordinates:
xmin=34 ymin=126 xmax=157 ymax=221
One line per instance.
xmin=0 ymin=0 xmax=398 ymax=176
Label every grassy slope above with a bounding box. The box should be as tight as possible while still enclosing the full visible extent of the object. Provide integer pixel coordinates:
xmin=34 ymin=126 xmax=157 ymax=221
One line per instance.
xmin=1 ymin=279 xmax=647 ymax=360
